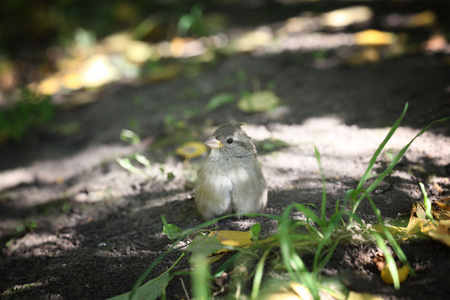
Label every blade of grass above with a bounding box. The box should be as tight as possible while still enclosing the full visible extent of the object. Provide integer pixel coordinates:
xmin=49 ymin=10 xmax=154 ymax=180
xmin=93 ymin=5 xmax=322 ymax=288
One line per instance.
xmin=315 ymin=239 xmax=340 ymax=272
xmin=213 ymin=252 xmax=240 ymax=278
xmin=364 ymin=191 xmax=414 ymax=276
xmin=126 ymin=214 xmax=249 ymax=299
xmin=250 ymin=248 xmax=271 ymax=300
xmin=149 ymin=212 xmax=282 ymax=296
xmin=279 ymin=204 xmax=320 ymax=299
xmin=335 ymin=197 xmax=340 ymax=215
xmin=342 ymin=189 xmax=354 ymax=212
xmin=373 ymin=232 xmax=400 ymax=289
xmin=292 ymin=203 xmax=326 ymax=229
xmin=191 ymin=253 xmax=211 ymax=300
xmin=419 ymin=182 xmax=437 ymax=226
xmin=313 ymin=211 xmax=343 ymax=272
xmin=314 ymin=146 xmax=328 ymax=222
xmin=352 ymin=103 xmax=409 ymax=199
xmin=352 ymin=112 xmax=450 ymax=216
xmin=116 ymin=157 xmax=149 ymax=179
xmin=125 ymin=249 xmax=183 ymax=300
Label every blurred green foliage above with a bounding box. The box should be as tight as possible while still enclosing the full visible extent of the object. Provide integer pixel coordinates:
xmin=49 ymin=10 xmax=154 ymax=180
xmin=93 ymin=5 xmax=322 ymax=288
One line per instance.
xmin=178 ymin=3 xmax=207 ymax=36
xmin=0 ymin=90 xmax=55 ymax=143
xmin=0 ymin=0 xmax=214 ymax=57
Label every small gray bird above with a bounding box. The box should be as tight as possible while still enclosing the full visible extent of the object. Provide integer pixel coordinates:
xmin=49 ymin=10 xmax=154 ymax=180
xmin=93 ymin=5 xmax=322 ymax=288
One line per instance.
xmin=195 ymin=123 xmax=268 ymax=221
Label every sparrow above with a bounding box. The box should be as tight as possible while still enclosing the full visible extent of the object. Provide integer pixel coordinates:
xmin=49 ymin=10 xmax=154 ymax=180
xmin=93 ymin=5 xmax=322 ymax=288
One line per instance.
xmin=195 ymin=123 xmax=268 ymax=221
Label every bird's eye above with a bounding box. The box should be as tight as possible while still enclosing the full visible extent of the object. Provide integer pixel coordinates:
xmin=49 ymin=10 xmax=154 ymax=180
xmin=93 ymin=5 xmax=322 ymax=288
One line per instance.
xmin=226 ymin=138 xmax=233 ymax=144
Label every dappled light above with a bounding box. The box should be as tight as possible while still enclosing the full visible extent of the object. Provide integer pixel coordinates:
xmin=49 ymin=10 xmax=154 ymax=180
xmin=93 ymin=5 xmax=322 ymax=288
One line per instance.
xmin=26 ymin=5 xmax=442 ymax=97
xmin=1 ymin=4 xmax=447 ymax=103
xmin=1 ymin=1 xmax=450 ymax=299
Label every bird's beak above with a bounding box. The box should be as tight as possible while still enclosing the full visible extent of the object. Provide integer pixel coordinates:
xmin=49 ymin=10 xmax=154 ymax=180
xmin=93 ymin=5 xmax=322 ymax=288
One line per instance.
xmin=204 ymin=136 xmax=224 ymax=149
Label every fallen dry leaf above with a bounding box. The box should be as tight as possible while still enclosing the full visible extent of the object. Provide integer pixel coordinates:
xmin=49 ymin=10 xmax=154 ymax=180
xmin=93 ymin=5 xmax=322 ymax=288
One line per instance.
xmin=204 ymin=229 xmax=254 ymax=263
xmin=175 ymin=141 xmax=207 ymax=160
xmin=435 ymin=197 xmax=450 ymax=211
xmin=427 ymin=220 xmax=450 ymax=247
xmin=348 ymin=291 xmax=384 ymax=300
xmin=354 ymin=29 xmax=396 ymax=46
xmin=203 ymin=229 xmax=275 ymax=263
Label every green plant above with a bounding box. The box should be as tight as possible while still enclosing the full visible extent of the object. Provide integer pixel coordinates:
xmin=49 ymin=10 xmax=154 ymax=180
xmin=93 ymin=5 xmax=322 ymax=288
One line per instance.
xmin=120 ymin=129 xmax=140 ymax=146
xmin=177 ymin=3 xmax=207 ymax=37
xmin=116 ymin=155 xmax=151 ymax=179
xmin=117 ymin=129 xmax=151 ymax=179
xmin=204 ymin=93 xmax=235 ymax=112
xmin=109 ymin=103 xmax=449 ymax=300
xmin=0 ymin=89 xmax=54 ymax=143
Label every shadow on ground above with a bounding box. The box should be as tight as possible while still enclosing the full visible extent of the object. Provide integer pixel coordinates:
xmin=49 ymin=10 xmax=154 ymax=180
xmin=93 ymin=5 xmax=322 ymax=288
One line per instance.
xmin=1 ymin=49 xmax=449 ymax=299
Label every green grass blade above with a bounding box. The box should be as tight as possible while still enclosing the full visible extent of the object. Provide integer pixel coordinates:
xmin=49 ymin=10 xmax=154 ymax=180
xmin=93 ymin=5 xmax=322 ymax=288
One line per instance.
xmin=109 ymin=270 xmax=169 ymax=300
xmin=335 ymin=197 xmax=340 ymax=215
xmin=419 ymin=182 xmax=437 ymax=226
xmin=313 ymin=211 xmax=343 ymax=272
xmin=353 ymin=113 xmax=450 ymax=214
xmin=364 ymin=191 xmax=413 ymax=276
xmin=279 ymin=204 xmax=320 ymax=299
xmin=116 ymin=157 xmax=149 ymax=179
xmin=353 ymin=103 xmax=408 ymax=197
xmin=123 ymin=250 xmax=183 ymax=300
xmin=314 ymin=146 xmax=328 ymax=222
xmin=251 ymin=248 xmax=271 ymax=300
xmin=292 ymin=203 xmax=326 ymax=229
xmin=191 ymin=254 xmax=211 ymax=300
xmin=342 ymin=189 xmax=354 ymax=212
xmin=214 ymin=252 xmax=239 ymax=278
xmin=373 ymin=232 xmax=400 ymax=289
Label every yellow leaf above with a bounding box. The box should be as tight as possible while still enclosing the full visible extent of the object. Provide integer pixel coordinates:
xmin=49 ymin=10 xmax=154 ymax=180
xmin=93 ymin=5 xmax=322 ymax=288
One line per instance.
xmin=433 ymin=209 xmax=450 ymax=221
xmin=405 ymin=216 xmax=426 ymax=235
xmin=381 ymin=264 xmax=409 ymax=285
xmin=207 ymin=230 xmax=254 ymax=247
xmin=124 ymin=40 xmax=156 ymax=64
xmin=406 ymin=201 xmax=436 ymax=235
xmin=375 ymin=200 xmax=450 ymax=245
xmin=175 ymin=142 xmax=207 ymax=159
xmin=411 ymin=201 xmax=427 ymax=220
xmin=37 ymin=76 xmax=61 ymax=95
xmin=348 ymin=291 xmax=384 ymax=300
xmin=420 ymin=220 xmax=436 ymax=234
xmin=204 ymin=229 xmax=276 ymax=263
xmin=354 ymin=29 xmax=396 ymax=45
xmin=204 ymin=229 xmax=255 ymax=263
xmin=427 ymin=220 xmax=450 ymax=247
xmin=371 ymin=224 xmax=406 ymax=236
xmin=62 ymin=72 xmax=83 ymax=90
xmin=435 ymin=197 xmax=450 ymax=211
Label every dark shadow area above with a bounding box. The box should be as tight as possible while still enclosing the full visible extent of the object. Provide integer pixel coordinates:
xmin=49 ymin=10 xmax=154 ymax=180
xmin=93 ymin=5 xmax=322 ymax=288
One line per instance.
xmin=1 ymin=51 xmax=449 ymax=172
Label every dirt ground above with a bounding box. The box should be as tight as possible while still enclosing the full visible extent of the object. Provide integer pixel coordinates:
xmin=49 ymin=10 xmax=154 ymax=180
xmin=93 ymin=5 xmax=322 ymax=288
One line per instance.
xmin=1 ymin=49 xmax=450 ymax=299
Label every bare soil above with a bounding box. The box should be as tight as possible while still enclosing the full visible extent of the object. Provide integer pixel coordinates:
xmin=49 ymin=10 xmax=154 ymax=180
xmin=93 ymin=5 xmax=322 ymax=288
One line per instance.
xmin=1 ymin=52 xmax=449 ymax=299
